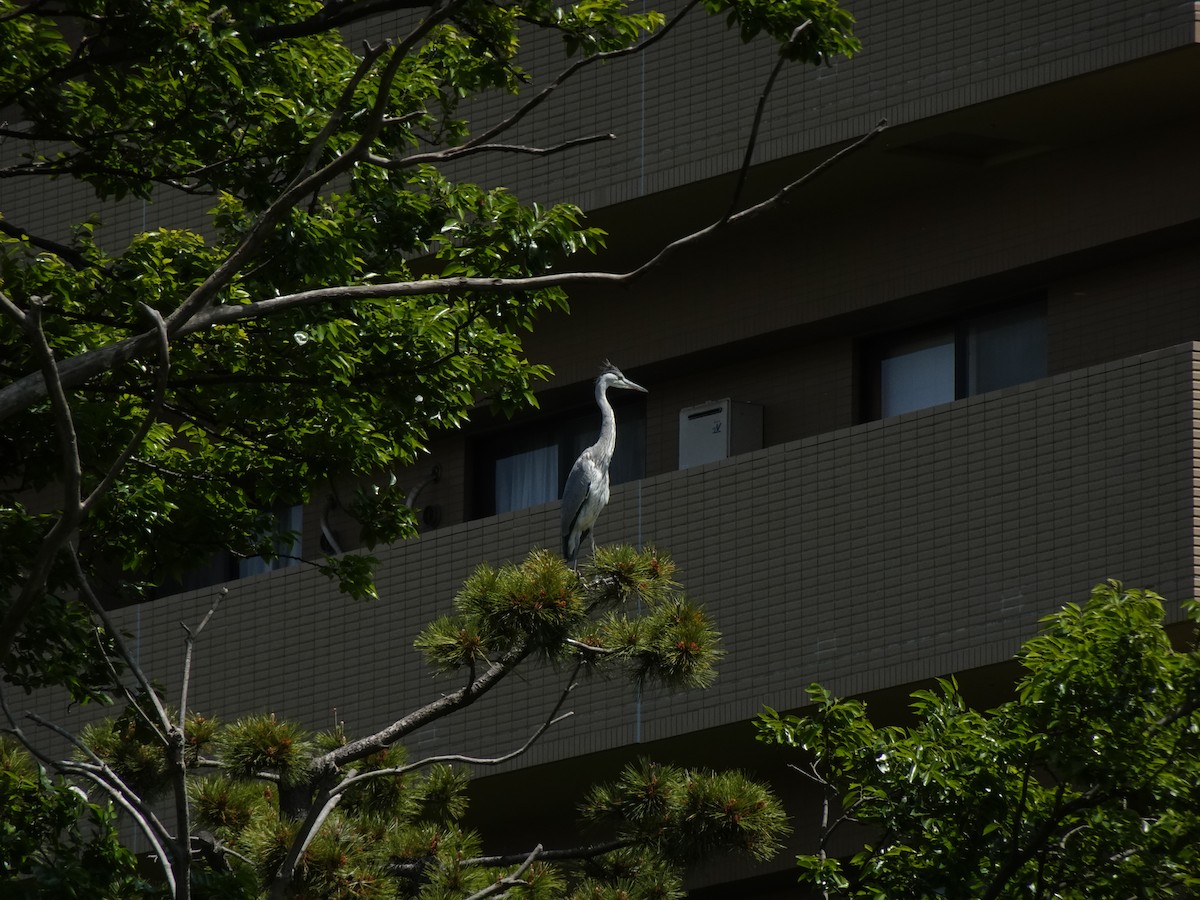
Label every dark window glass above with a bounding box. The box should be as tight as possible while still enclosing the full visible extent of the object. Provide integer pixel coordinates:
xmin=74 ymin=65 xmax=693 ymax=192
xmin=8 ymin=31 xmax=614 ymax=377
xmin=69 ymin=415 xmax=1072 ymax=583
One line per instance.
xmin=864 ymin=298 xmax=1046 ymax=420
xmin=968 ymin=305 xmax=1048 ymax=395
xmin=879 ymin=329 xmax=956 ymax=418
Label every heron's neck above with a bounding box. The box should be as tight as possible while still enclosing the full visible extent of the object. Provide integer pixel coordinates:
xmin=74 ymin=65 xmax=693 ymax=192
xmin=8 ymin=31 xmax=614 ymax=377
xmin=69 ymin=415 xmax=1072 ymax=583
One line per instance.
xmin=593 ymin=381 xmax=617 ymax=464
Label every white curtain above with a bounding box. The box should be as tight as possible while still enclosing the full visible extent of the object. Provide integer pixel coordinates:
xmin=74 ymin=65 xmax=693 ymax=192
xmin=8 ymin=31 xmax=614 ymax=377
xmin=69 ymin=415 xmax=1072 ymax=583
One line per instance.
xmin=495 ymin=445 xmax=558 ymax=514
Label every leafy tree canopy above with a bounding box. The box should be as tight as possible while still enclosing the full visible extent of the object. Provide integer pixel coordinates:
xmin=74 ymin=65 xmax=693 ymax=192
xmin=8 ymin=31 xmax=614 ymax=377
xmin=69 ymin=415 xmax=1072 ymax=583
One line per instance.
xmin=0 ymin=2 xmax=869 ymax=896
xmin=756 ymin=582 xmax=1200 ymax=899
xmin=0 ymin=0 xmax=862 ymax=697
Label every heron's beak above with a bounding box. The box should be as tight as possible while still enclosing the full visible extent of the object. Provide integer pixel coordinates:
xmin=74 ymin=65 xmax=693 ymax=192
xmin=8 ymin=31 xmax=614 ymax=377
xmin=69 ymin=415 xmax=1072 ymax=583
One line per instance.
xmin=621 ymin=377 xmax=648 ymax=393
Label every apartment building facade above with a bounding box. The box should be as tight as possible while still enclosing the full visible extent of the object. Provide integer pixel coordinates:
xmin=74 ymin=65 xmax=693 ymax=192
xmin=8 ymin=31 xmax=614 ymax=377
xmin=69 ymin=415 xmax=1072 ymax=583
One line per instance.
xmin=9 ymin=1 xmax=1200 ymax=895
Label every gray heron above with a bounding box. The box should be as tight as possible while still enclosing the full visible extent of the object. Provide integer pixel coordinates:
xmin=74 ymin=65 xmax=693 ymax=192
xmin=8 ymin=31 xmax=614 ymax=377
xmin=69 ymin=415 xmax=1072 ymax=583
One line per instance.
xmin=561 ymin=360 xmax=648 ymax=567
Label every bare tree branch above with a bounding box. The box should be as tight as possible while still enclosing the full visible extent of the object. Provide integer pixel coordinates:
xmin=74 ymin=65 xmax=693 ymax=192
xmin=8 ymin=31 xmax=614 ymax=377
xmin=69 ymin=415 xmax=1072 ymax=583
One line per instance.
xmin=626 ymin=117 xmax=888 ymax=281
xmin=464 ymin=844 xmax=543 ymax=900
xmin=269 ymin=648 xmax=585 ymax=895
xmin=409 ymin=0 xmax=702 ymax=167
xmin=0 ymin=287 xmax=28 ymax=326
xmin=463 ymin=839 xmax=631 ymax=869
xmin=6 ymin=700 xmax=179 ymax=897
xmin=0 ymin=219 xmax=93 ymax=270
xmin=268 ymin=637 xmax=542 ymax=893
xmin=71 ymin=534 xmax=173 ymax=736
xmin=296 ymin=39 xmax=390 ymax=182
xmin=333 ymin=657 xmax=584 ymax=794
xmin=267 ymin=784 xmax=346 ymax=900
xmin=0 ymin=302 xmax=86 ymax=664
xmin=172 ymin=122 xmax=888 ymax=333
xmin=367 ymin=132 xmax=617 ymax=168
xmin=68 ymin=546 xmax=196 ymax=898
xmin=724 ymin=19 xmax=812 ymax=223
xmin=390 ymin=838 xmax=633 ymax=884
xmin=60 ymin=763 xmax=179 ymax=897
xmin=178 ymin=587 xmax=228 ymax=730
xmin=321 ymin=639 xmax=534 ymax=771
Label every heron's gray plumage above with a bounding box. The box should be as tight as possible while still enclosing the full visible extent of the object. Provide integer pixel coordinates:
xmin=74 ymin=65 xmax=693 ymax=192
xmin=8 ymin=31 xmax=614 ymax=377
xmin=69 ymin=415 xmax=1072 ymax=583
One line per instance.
xmin=561 ymin=361 xmax=647 ymax=566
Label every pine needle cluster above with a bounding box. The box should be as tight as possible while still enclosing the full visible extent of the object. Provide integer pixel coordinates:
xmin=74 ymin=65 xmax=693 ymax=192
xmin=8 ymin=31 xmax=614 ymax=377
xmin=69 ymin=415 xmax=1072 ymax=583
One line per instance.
xmin=415 ymin=546 xmax=721 ymax=689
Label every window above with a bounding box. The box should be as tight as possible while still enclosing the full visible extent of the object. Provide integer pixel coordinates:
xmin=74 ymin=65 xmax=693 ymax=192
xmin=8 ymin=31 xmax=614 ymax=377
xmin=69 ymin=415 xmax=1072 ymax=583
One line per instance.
xmin=154 ymin=503 xmax=303 ymax=598
xmin=865 ymin=299 xmax=1047 ymax=419
xmin=494 ymin=444 xmax=558 ymax=514
xmin=878 ymin=329 xmax=956 ymax=418
xmin=237 ymin=504 xmax=303 ymax=577
xmin=472 ymin=400 xmax=646 ymax=518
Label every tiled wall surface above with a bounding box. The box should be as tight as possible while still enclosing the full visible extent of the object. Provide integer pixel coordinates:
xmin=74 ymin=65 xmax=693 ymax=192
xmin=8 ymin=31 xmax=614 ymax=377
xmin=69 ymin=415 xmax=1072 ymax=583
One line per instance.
xmin=4 ymin=2 xmax=1195 ymax=250
xmin=448 ymin=0 xmax=1200 ymax=210
xmin=7 ymin=2 xmax=1200 ymax=784
xmin=525 ymin=116 xmax=1200 ymax=388
xmin=29 ymin=342 xmax=1194 ymax=772
xmin=393 ymin=236 xmax=1200 ymax=536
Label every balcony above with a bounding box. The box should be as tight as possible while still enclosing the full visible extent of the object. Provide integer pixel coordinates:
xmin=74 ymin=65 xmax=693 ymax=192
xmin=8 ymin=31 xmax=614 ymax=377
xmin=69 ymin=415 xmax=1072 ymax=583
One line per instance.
xmin=97 ymin=342 xmax=1198 ymax=772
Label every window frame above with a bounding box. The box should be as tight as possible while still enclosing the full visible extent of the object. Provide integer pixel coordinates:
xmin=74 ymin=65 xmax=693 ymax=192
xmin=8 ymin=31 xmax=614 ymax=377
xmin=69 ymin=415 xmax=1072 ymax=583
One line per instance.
xmin=861 ymin=296 xmax=1047 ymax=421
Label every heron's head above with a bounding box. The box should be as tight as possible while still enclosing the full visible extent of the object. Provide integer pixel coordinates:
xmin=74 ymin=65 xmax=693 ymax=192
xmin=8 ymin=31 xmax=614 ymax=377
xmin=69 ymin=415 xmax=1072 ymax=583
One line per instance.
xmin=598 ymin=359 xmax=648 ymax=393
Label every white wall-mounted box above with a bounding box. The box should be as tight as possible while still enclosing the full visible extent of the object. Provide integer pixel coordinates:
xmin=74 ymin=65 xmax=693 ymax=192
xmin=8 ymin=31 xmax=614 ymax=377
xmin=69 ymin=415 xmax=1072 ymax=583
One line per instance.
xmin=678 ymin=399 xmax=763 ymax=469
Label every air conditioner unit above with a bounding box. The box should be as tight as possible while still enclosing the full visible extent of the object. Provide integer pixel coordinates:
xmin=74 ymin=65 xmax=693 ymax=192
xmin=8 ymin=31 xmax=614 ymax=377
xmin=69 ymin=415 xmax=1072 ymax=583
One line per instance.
xmin=678 ymin=399 xmax=763 ymax=469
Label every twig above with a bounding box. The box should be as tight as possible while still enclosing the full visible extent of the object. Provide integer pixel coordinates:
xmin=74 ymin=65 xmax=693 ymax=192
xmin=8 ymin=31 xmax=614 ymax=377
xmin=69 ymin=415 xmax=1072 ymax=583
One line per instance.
xmin=367 ymin=132 xmax=616 ymax=168
xmin=334 ymin=655 xmax=582 ymax=796
xmin=463 ymin=844 xmax=543 ymax=900
xmin=723 ymin=20 xmax=812 ymax=223
xmin=269 ymin=635 xmax=535 ymax=897
xmin=0 ymin=302 xmax=85 ymax=664
xmin=70 ymin=547 xmax=174 ymax=735
xmin=0 ymin=218 xmax=93 ymax=270
xmin=390 ymin=838 xmax=631 ymax=881
xmin=68 ymin=545 xmax=194 ymax=896
xmin=21 ymin=710 xmax=178 ymax=893
xmin=414 ymin=0 xmax=702 ymax=165
xmin=280 ymin=652 xmax=581 ymax=899
xmin=320 ymin=639 xmax=534 ymax=769
xmin=268 ymin=782 xmax=345 ymax=900
xmin=461 ymin=838 xmax=630 ymax=869
xmin=179 ymin=587 xmax=229 ymax=730
xmin=625 ymin=117 xmax=888 ymax=281
xmin=296 ymin=40 xmax=389 ymax=182
xmin=565 ymin=637 xmax=617 ymax=655
xmin=63 ymin=763 xmax=179 ymax=897
xmin=171 ymin=119 xmax=888 ymax=335
xmin=0 ymin=287 xmax=28 ymax=326
xmin=335 ymin=710 xmax=575 ymax=792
